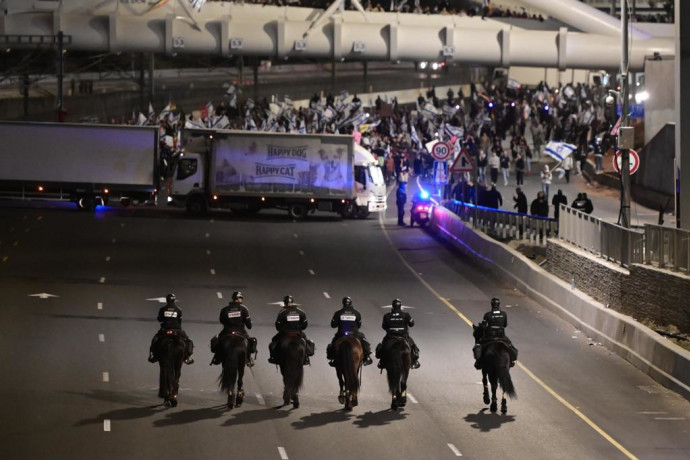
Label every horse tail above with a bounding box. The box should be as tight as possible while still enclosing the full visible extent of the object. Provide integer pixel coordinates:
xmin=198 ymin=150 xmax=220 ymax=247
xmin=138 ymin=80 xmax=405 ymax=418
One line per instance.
xmin=386 ymin=344 xmax=404 ymax=395
xmin=159 ymin=337 xmax=177 ymax=399
xmin=283 ymin=338 xmax=304 ymax=395
xmin=338 ymin=339 xmax=360 ymax=392
xmin=498 ymin=358 xmax=517 ymax=399
xmin=219 ymin=338 xmax=246 ymax=392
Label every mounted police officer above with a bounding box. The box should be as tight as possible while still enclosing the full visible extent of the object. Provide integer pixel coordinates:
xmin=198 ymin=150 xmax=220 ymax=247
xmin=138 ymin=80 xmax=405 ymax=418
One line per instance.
xmin=326 ymin=297 xmax=373 ymax=367
xmin=210 ymin=291 xmax=257 ymax=367
xmin=268 ymin=295 xmax=315 ymax=365
xmin=376 ymin=299 xmax=420 ymax=369
xmin=148 ymin=293 xmax=194 ymax=364
xmin=473 ymin=297 xmax=518 ymax=369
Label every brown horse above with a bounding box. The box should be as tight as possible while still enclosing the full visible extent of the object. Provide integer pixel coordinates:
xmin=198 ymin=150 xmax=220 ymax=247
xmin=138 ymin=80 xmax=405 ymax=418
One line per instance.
xmin=334 ymin=335 xmax=363 ymax=411
xmin=218 ymin=333 xmax=247 ymax=410
xmin=156 ymin=331 xmax=185 ymax=407
xmin=381 ymin=337 xmax=411 ymax=410
xmin=277 ymin=332 xmax=306 ymax=408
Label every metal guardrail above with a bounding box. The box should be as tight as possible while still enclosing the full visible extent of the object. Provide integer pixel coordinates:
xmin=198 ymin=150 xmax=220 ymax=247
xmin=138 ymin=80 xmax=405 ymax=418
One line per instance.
xmin=558 ymin=205 xmax=644 ymax=267
xmin=444 ymin=200 xmax=558 ymax=246
xmin=644 ymin=224 xmax=690 ymax=273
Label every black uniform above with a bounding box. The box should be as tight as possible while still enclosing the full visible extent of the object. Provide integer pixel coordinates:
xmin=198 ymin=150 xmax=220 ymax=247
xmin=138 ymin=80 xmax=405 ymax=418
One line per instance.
xmin=149 ymin=303 xmax=194 ymax=361
xmin=211 ymin=300 xmax=256 ymax=364
xmin=396 ymin=183 xmax=407 ymax=226
xmin=473 ymin=308 xmax=518 ymax=367
xmin=326 ymin=306 xmax=372 ymax=362
xmin=379 ymin=309 xmax=419 ymax=365
xmin=268 ymin=306 xmax=314 ymax=363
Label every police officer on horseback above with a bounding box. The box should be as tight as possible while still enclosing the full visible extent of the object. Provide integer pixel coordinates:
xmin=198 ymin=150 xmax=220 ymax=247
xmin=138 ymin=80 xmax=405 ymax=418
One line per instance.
xmin=377 ymin=299 xmax=420 ymax=369
xmin=211 ymin=291 xmax=257 ymax=367
xmin=148 ymin=293 xmax=194 ymax=364
xmin=326 ymin=297 xmax=373 ymax=367
xmin=268 ymin=295 xmax=315 ymax=365
xmin=473 ymin=297 xmax=518 ymax=369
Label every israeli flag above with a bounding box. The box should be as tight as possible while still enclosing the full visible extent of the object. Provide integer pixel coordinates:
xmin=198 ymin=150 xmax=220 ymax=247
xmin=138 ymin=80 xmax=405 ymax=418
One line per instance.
xmin=410 ymin=124 xmax=422 ymax=149
xmin=544 ymin=141 xmax=576 ymax=161
xmin=445 ymin=124 xmax=464 ymax=140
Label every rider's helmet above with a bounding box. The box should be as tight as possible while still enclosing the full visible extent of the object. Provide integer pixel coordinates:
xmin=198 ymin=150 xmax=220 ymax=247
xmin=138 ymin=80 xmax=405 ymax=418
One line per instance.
xmin=491 ymin=297 xmax=501 ymax=310
xmin=342 ymin=296 xmax=352 ymax=308
xmin=392 ymin=299 xmax=402 ymax=311
xmin=283 ymin=295 xmax=294 ymax=306
xmin=232 ymin=291 xmax=243 ymax=301
xmin=166 ymin=293 xmax=176 ymax=304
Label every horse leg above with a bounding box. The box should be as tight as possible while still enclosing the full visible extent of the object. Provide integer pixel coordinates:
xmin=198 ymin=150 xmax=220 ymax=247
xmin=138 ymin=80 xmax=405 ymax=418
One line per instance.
xmin=337 ymin=369 xmax=346 ymax=405
xmin=282 ymin=387 xmax=291 ymax=407
xmin=236 ymin=370 xmax=245 ymax=408
xmin=482 ymin=371 xmax=490 ymax=405
xmin=490 ymin=377 xmax=498 ymax=413
xmin=500 ymin=391 xmax=507 ymax=414
xmin=292 ymin=393 xmax=299 ymax=409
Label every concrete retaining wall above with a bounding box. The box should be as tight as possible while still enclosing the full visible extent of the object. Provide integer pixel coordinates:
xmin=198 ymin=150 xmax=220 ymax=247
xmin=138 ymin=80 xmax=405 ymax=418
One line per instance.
xmin=430 ymin=205 xmax=690 ymax=400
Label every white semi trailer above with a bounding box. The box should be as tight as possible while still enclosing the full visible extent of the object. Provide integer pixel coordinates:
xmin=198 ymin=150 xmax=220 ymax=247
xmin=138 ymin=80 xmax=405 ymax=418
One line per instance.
xmin=0 ymin=122 xmax=160 ymax=211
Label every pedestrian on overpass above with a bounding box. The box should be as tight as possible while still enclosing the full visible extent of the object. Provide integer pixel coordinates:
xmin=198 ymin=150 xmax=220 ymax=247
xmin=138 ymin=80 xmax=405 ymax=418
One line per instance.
xmin=540 ymin=164 xmax=552 ymax=201
xmin=551 ymin=189 xmax=568 ymax=220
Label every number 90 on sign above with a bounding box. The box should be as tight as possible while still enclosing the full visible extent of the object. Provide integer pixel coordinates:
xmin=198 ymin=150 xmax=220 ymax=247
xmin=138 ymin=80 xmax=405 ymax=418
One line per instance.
xmin=431 ymin=142 xmax=452 ymax=161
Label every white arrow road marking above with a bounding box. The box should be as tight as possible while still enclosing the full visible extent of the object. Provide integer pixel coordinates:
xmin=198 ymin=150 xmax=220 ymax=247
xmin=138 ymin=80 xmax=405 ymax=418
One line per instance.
xmin=146 ymin=297 xmax=168 ymax=304
xmin=97 ymin=302 xmax=103 ymax=310
xmin=99 ymin=277 xmax=106 ymax=284
xmin=28 ymin=293 xmax=59 ymax=300
xmin=406 ymin=392 xmax=418 ymax=404
xmin=210 ymin=269 xmax=216 ymax=275
xmin=103 ymin=420 xmax=111 ymax=432
xmin=268 ymin=301 xmax=301 ymax=306
xmin=323 ymin=292 xmax=331 ymax=299
xmin=98 ymin=334 xmax=105 ymax=343
xmin=217 ymin=292 xmax=223 ymax=299
xmin=308 ymin=269 xmax=315 ymax=275
xmin=102 ymin=372 xmax=109 ymax=382
xmin=256 ymin=394 xmax=265 ymax=406
xmin=380 ymin=304 xmax=415 ymax=310
xmin=447 ymin=443 xmax=462 ymax=456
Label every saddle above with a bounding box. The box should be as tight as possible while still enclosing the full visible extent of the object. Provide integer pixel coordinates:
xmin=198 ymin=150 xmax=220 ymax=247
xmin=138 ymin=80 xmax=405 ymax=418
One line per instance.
xmin=480 ymin=337 xmax=518 ymax=362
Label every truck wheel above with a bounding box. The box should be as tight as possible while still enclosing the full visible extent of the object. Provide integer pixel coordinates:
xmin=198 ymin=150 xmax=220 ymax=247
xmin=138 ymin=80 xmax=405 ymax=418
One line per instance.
xmin=340 ymin=202 xmax=355 ymax=219
xmin=356 ymin=206 xmax=370 ymax=219
xmin=77 ymin=195 xmax=96 ymax=212
xmin=288 ymin=204 xmax=307 ymax=220
xmin=186 ymin=196 xmax=208 ymax=215
xmin=120 ymin=197 xmax=131 ymax=207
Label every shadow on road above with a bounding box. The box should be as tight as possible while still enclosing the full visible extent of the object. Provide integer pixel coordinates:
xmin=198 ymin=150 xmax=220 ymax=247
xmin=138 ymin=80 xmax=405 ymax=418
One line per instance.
xmin=291 ymin=409 xmax=355 ymax=429
xmin=352 ymin=408 xmax=407 ymax=428
xmin=221 ymin=407 xmax=290 ymax=426
xmin=464 ymin=408 xmax=516 ymax=431
xmin=154 ymin=404 xmax=227 ymax=427
xmin=74 ymin=405 xmax=164 ymax=426
xmin=66 ymin=389 xmax=152 ymax=407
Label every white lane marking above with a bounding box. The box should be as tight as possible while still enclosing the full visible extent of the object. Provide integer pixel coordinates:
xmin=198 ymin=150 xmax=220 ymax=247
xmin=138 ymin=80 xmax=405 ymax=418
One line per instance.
xmin=97 ymin=302 xmax=103 ymax=310
xmin=256 ymin=393 xmax=265 ymax=406
xmin=406 ymin=392 xmax=418 ymax=404
xmin=99 ymin=277 xmax=106 ymax=284
xmin=217 ymin=292 xmax=223 ymax=299
xmin=28 ymin=293 xmax=59 ymax=300
xmin=278 ymin=447 xmax=289 ymax=460
xmin=102 ymin=372 xmax=110 ymax=382
xmin=206 ymin=250 xmax=211 ymax=255
xmin=120 ymin=223 xmax=125 ymax=228
xmin=103 ymin=419 xmax=111 ymax=432
xmin=210 ymin=219 xmax=215 ymax=223
xmin=298 ymin=250 xmax=304 ymax=256
xmin=654 ymin=417 xmax=685 ymax=421
xmin=293 ymin=233 xmax=298 ymax=238
xmin=638 ymin=411 xmax=667 ymax=414
xmin=210 ymin=269 xmax=216 ymax=275
xmin=98 ymin=334 xmax=105 ymax=343
xmin=105 ymin=256 xmax=111 ymax=262
xmin=323 ymin=292 xmax=330 ymax=299
xmin=447 ymin=443 xmax=462 ymax=456
xmin=308 ymin=269 xmax=315 ymax=275
xmin=205 ymin=233 xmax=210 ymax=238
xmin=112 ymin=238 xmax=117 ymax=243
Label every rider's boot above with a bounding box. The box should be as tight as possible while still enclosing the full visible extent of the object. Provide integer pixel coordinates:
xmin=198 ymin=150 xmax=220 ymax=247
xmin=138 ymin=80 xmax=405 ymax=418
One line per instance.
xmin=184 ymin=355 xmax=194 ymax=365
xmin=148 ymin=351 xmax=157 ymax=363
xmin=411 ymin=359 xmax=421 ymax=369
xmin=326 ymin=343 xmax=335 ymax=367
xmin=304 ymin=355 xmax=311 ymax=365
xmin=247 ymin=354 xmax=255 ymax=368
xmin=510 ymin=360 xmax=515 ymax=368
xmin=474 ymin=359 xmax=482 ymax=370
xmin=363 ymin=353 xmax=373 ymax=366
xmin=377 ymin=360 xmax=385 ymax=369
xmin=361 ymin=339 xmax=373 ymax=366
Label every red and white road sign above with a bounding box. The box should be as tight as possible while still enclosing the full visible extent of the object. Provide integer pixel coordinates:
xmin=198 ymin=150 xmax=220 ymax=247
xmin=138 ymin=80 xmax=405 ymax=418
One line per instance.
xmin=450 ymin=149 xmax=474 ymax=173
xmin=430 ymin=141 xmax=453 ymax=161
xmin=613 ymin=149 xmax=639 ymax=175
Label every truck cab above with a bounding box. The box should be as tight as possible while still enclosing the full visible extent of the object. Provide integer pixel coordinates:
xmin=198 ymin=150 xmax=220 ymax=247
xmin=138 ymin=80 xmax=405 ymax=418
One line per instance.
xmin=351 ymin=144 xmax=387 ymax=218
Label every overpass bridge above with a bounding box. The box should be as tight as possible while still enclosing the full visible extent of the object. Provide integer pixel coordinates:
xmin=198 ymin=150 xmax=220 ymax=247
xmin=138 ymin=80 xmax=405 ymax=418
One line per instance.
xmin=0 ymin=0 xmax=674 ymax=70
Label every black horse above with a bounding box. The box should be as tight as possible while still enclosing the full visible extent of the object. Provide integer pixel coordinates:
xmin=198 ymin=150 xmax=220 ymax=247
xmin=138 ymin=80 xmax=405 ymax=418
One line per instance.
xmin=334 ymin=335 xmax=363 ymax=411
xmin=276 ymin=332 xmax=305 ymax=408
xmin=155 ymin=331 xmax=185 ymax=407
xmin=381 ymin=338 xmax=411 ymax=410
xmin=473 ymin=323 xmax=517 ymax=413
xmin=218 ymin=333 xmax=247 ymax=410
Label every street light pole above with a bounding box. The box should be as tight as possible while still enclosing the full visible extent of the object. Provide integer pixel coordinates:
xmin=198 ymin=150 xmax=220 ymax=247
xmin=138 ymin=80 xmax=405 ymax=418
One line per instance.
xmin=620 ymin=0 xmax=631 ymax=228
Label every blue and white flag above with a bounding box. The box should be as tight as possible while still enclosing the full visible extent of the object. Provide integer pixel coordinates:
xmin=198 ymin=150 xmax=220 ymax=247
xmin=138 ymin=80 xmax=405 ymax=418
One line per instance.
xmin=410 ymin=124 xmax=422 ymax=149
xmin=148 ymin=102 xmax=155 ymax=119
xmin=136 ymin=113 xmax=148 ymax=126
xmin=185 ymin=118 xmax=206 ymax=129
xmin=211 ymin=115 xmax=230 ymax=129
xmin=442 ymin=103 xmax=457 ymax=118
xmin=158 ymin=103 xmax=171 ymax=121
xmin=244 ymin=110 xmax=256 ymax=131
xmin=188 ymin=0 xmax=206 ymax=12
xmin=544 ymin=141 xmax=576 ymax=161
xmin=298 ymin=119 xmax=306 ymax=134
xmin=445 ymin=124 xmax=464 ymax=139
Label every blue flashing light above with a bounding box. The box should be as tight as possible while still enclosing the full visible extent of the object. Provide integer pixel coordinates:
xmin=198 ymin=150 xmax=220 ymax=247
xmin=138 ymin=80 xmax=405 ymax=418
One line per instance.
xmin=488 ymin=102 xmax=494 ymax=108
xmin=419 ymin=190 xmax=430 ymax=200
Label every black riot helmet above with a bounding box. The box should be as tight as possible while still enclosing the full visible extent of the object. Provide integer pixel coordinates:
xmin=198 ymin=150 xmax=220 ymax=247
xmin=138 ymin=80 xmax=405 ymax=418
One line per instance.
xmin=232 ymin=291 xmax=243 ymax=301
xmin=283 ymin=295 xmax=294 ymax=306
xmin=392 ymin=299 xmax=402 ymax=311
xmin=342 ymin=297 xmax=352 ymax=308
xmin=166 ymin=293 xmax=176 ymax=305
xmin=491 ymin=297 xmax=501 ymax=310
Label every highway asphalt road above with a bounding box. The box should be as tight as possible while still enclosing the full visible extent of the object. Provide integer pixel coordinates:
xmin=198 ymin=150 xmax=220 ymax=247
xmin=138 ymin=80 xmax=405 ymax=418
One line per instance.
xmin=1 ymin=187 xmax=688 ymax=460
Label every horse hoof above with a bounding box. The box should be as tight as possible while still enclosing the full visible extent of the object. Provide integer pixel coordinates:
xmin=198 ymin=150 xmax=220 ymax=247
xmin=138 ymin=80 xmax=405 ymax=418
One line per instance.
xmin=338 ymin=395 xmax=345 ymax=405
xmin=293 ymin=401 xmax=300 ymax=409
xmin=501 ymin=401 xmax=507 ymax=414
xmin=236 ymin=397 xmax=243 ymax=407
xmin=400 ymin=397 xmax=407 ymax=407
xmin=490 ymin=403 xmax=497 ymax=413
xmin=164 ymin=400 xmax=172 ymax=408
xmin=483 ymin=396 xmax=490 ymax=405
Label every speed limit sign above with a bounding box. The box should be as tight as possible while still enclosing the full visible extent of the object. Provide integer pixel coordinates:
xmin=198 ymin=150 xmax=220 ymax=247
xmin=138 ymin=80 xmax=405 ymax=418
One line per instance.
xmin=431 ymin=141 xmax=452 ymax=161
xmin=613 ymin=149 xmax=640 ymax=175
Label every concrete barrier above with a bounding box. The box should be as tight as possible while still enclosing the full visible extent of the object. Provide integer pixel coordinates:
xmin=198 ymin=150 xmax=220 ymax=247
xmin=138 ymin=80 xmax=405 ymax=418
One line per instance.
xmin=430 ymin=205 xmax=690 ymax=400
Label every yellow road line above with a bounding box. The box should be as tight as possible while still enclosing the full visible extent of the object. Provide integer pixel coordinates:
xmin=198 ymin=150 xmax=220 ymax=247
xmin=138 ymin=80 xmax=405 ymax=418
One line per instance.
xmin=378 ymin=210 xmax=638 ymax=460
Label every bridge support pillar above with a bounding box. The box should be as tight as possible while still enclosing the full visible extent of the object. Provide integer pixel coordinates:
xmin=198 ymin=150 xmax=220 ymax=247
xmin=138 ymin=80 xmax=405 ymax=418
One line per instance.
xmin=676 ymin=2 xmax=690 ymax=229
